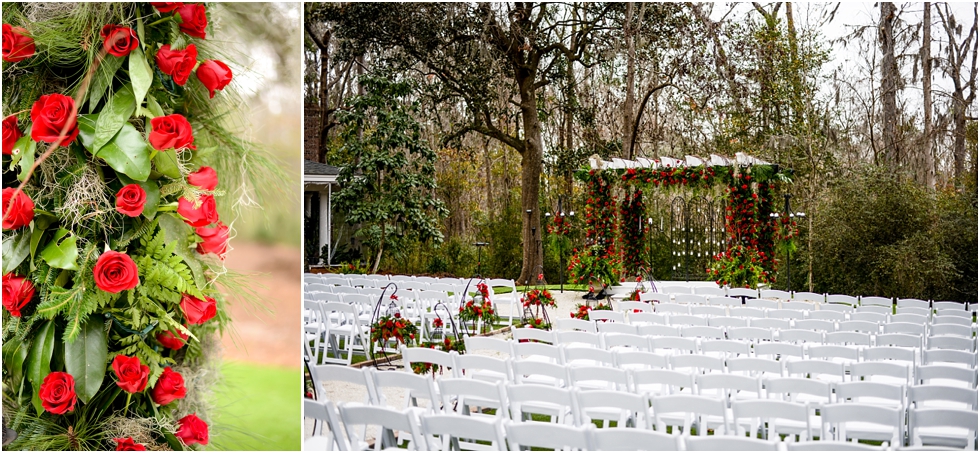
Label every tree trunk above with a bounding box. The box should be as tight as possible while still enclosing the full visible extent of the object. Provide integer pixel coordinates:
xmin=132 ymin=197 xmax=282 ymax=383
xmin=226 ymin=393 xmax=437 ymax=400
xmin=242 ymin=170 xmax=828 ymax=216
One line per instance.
xmin=624 ymin=2 xmax=636 ymax=159
xmin=317 ymin=37 xmax=330 ymax=162
xmin=920 ymin=2 xmax=936 ymax=188
xmin=516 ymin=77 xmax=545 ymax=286
xmin=879 ymin=2 xmax=901 ymax=170
xmin=953 ymin=101 xmax=967 ymax=179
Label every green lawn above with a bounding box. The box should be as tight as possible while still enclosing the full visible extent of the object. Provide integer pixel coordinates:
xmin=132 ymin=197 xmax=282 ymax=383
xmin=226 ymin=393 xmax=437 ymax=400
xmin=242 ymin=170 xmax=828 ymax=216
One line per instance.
xmin=210 ymin=362 xmax=302 ymax=451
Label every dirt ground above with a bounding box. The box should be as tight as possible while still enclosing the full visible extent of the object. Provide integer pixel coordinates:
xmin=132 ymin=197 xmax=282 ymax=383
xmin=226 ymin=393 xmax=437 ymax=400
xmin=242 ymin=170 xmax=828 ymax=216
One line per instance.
xmin=219 ymin=241 xmax=302 ymax=368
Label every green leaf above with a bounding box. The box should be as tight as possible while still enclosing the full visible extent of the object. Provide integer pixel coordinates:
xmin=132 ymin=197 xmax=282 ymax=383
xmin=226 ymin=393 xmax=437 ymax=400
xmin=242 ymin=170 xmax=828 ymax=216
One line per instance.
xmin=8 ymin=136 xmax=34 ymax=180
xmin=146 ymin=94 xmax=165 ymax=118
xmin=3 ymin=336 xmax=30 ymax=393
xmin=78 ymin=115 xmax=151 ymax=181
xmin=29 ymin=214 xmax=54 ymax=270
xmin=64 ymin=318 xmax=108 ymax=404
xmin=16 ymin=139 xmax=36 ymax=181
xmin=39 ymin=228 xmax=79 ymax=270
xmin=92 ymin=85 xmax=137 ymax=153
xmin=158 ymin=213 xmax=206 ymax=288
xmin=2 ymin=231 xmax=31 ymax=274
xmin=119 ymin=175 xmax=161 ymax=219
xmin=130 ymin=47 xmax=153 ymax=109
xmin=153 ymin=148 xmax=182 ymax=179
xmin=86 ymin=55 xmax=125 ymax=113
xmin=26 ymin=320 xmax=56 ymax=414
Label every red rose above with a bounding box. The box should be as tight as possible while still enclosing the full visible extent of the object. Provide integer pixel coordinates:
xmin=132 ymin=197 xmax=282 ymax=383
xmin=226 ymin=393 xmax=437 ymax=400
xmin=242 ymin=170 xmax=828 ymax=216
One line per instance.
xmin=155 ymin=44 xmax=197 ymax=86
xmin=115 ymin=184 xmax=147 ymax=217
xmin=149 ymin=114 xmax=195 ymax=151
xmin=3 ymin=114 xmax=22 ymax=155
xmin=114 ymin=438 xmax=147 ymax=451
xmin=195 ymin=222 xmax=229 ymax=259
xmin=176 ymin=4 xmax=208 ymax=39
xmin=180 ymin=293 xmax=216 ymax=325
xmin=186 ymin=166 xmax=217 ymax=190
xmin=2 ymin=187 xmax=34 ymax=230
xmin=100 ymin=25 xmax=139 ymax=57
xmin=93 ymin=251 xmax=140 ymax=293
xmin=195 ymin=60 xmax=232 ymax=98
xmin=151 ymin=366 xmax=187 ymax=406
xmin=2 ymin=24 xmax=35 ymax=62
xmin=112 ymin=355 xmax=149 ymax=393
xmin=30 ymin=93 xmax=79 ymax=146
xmin=157 ymin=327 xmax=189 ymax=350
xmin=2 ymin=273 xmax=35 ymax=317
xmin=177 ymin=194 xmax=218 ymax=227
xmin=175 ymin=413 xmax=209 ymax=446
xmin=150 ymin=2 xmax=183 ymax=12
xmin=38 ymin=371 xmax=77 ymax=414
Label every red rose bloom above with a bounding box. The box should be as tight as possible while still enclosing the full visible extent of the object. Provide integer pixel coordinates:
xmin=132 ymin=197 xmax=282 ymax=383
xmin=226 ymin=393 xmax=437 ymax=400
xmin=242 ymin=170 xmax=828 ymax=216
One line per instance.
xmin=2 ymin=273 xmax=35 ymax=317
xmin=100 ymin=25 xmax=139 ymax=57
xmin=180 ymin=293 xmax=216 ymax=325
xmin=195 ymin=60 xmax=232 ymax=98
xmin=150 ymin=2 xmax=183 ymax=12
xmin=149 ymin=114 xmax=195 ymax=151
xmin=3 ymin=114 xmax=22 ymax=155
xmin=2 ymin=24 xmax=35 ymax=63
xmin=38 ymin=371 xmax=77 ymax=414
xmin=113 ymin=437 xmax=147 ymax=451
xmin=30 ymin=93 xmax=79 ymax=146
xmin=112 ymin=355 xmax=149 ymax=393
xmin=93 ymin=250 xmax=140 ymax=293
xmin=176 ymin=4 xmax=208 ymax=39
xmin=151 ymin=367 xmax=187 ymax=406
xmin=186 ymin=166 xmax=217 ymax=190
xmin=157 ymin=327 xmax=189 ymax=350
xmin=115 ymin=184 xmax=147 ymax=217
xmin=2 ymin=187 xmax=34 ymax=230
xmin=177 ymin=194 xmax=218 ymax=227
xmin=175 ymin=413 xmax=209 ymax=446
xmin=155 ymin=44 xmax=197 ymax=86
xmin=195 ymin=222 xmax=229 ymax=259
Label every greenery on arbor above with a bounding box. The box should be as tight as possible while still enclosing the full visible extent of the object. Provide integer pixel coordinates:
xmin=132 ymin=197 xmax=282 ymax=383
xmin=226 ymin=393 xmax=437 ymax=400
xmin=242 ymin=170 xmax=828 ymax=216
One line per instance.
xmin=333 ymin=76 xmax=448 ymax=273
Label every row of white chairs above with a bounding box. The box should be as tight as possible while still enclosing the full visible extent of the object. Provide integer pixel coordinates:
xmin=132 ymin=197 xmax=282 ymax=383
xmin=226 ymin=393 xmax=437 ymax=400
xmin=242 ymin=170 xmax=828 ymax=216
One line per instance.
xmin=639 ymin=293 xmax=977 ymax=315
xmin=647 ymin=286 xmax=975 ymax=310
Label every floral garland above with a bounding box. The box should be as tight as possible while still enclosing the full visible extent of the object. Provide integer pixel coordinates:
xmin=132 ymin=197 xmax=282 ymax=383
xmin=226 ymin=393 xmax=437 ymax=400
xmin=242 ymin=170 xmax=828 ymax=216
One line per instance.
xmin=568 ymin=244 xmax=619 ymax=287
xmin=619 ymin=187 xmax=645 ymax=275
xmin=0 ymin=3 xmax=273 ymax=450
xmin=582 ymin=170 xmax=618 ymax=255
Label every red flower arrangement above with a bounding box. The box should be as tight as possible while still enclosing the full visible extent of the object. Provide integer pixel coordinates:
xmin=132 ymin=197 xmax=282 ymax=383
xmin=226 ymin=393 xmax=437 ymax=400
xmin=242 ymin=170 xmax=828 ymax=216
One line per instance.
xmin=458 ymin=298 xmax=497 ymax=335
xmin=370 ymin=312 xmax=418 ymax=353
xmin=570 ymin=301 xmax=613 ymax=321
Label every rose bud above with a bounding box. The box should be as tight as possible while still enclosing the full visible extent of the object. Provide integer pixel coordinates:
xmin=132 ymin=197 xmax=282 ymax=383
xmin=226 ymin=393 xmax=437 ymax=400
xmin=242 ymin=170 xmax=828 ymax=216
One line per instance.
xmin=2 ymin=273 xmax=35 ymax=317
xmin=2 ymin=24 xmax=35 ymax=62
xmin=115 ymin=184 xmax=147 ymax=217
xmin=177 ymin=194 xmax=218 ymax=227
xmin=112 ymin=355 xmax=150 ymax=393
xmin=100 ymin=25 xmax=139 ymax=57
xmin=93 ymin=250 xmax=140 ymax=293
xmin=150 ymin=2 xmax=183 ymax=12
xmin=175 ymin=413 xmax=209 ymax=446
xmin=176 ymin=3 xmax=208 ymax=39
xmin=195 ymin=60 xmax=232 ymax=98
xmin=151 ymin=366 xmax=187 ymax=406
xmin=154 ymin=44 xmax=197 ymax=86
xmin=186 ymin=166 xmax=217 ymax=190
xmin=180 ymin=293 xmax=216 ymax=325
xmin=157 ymin=327 xmax=189 ymax=350
xmin=149 ymin=114 xmax=195 ymax=151
xmin=195 ymin=222 xmax=229 ymax=259
xmin=3 ymin=114 xmax=22 ymax=155
xmin=38 ymin=371 xmax=77 ymax=414
xmin=30 ymin=93 xmax=79 ymax=146
xmin=113 ymin=437 xmax=147 ymax=451
xmin=2 ymin=187 xmax=35 ymax=230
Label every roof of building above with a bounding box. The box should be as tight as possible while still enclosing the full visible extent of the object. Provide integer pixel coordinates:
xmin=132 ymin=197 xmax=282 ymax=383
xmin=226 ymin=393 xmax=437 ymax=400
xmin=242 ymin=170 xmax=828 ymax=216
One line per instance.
xmin=304 ymin=159 xmax=341 ymax=176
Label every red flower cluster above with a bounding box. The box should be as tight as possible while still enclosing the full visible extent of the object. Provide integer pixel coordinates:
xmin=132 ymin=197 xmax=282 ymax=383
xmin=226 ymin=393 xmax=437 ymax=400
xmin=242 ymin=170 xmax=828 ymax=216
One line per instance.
xmin=458 ymin=299 xmax=497 ymax=334
xmin=521 ymin=289 xmax=556 ymax=308
xmin=370 ymin=313 xmax=418 ymax=349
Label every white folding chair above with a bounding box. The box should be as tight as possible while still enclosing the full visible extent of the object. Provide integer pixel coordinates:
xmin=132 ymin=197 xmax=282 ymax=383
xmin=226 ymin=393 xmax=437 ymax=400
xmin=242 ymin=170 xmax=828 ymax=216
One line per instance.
xmin=453 ymin=354 xmax=512 ymax=383
xmin=590 ymin=310 xmax=626 ymax=323
xmin=680 ymin=325 xmax=726 ymax=340
xmin=794 ymin=319 xmax=836 ymax=332
xmin=728 ymin=287 xmax=759 ymax=299
xmin=650 ymin=394 xmax=729 ymax=435
xmin=908 ymin=384 xmax=978 ymax=410
xmin=850 ymin=361 xmax=910 ymax=386
xmin=310 ymin=364 xmax=377 ymax=407
xmin=563 ymin=347 xmax=615 ymax=367
xmin=511 ymin=342 xmax=561 ymax=364
xmin=916 ymin=364 xmax=978 ymax=388
xmin=503 ymin=420 xmax=593 ymax=450
xmin=639 ymin=324 xmax=681 ymax=337
xmin=768 ymin=309 xmax=806 ymax=320
xmin=590 ymin=427 xmax=680 ymax=450
xmin=319 ymin=302 xmax=371 ymax=365
xmin=575 ymin=389 xmax=650 ymax=429
xmin=420 ymin=413 xmax=507 ymax=451
xmin=818 ymin=403 xmax=903 ymax=446
xmin=751 ymin=318 xmax=792 ymax=330
xmin=824 ymin=331 xmax=872 ymax=347
xmin=640 ymin=292 xmax=672 ymax=303
xmin=860 ymin=296 xmax=893 ymax=307
xmin=838 ymin=320 xmax=880 ymax=334
xmin=487 ymin=278 xmax=520 ymax=324
xmin=808 ymin=310 xmax=846 ymax=322
xmin=727 ymin=357 xmax=783 ymax=378
xmin=438 ymin=378 xmax=508 ymax=422
xmin=732 ymin=399 xmax=811 ymax=441
xmin=557 ymin=331 xmax=602 ymax=349
xmin=696 ymin=373 xmax=762 ymax=403
xmin=708 ymin=316 xmax=749 ymax=328
xmin=785 ymin=359 xmax=846 ymax=382
xmin=596 ymin=322 xmax=637 ymax=335
xmin=370 ymin=369 xmax=441 ymax=415
xmin=304 ymin=399 xmax=350 ymax=451
xmin=511 ymin=327 xmax=556 ymax=344
xmin=506 ymin=384 xmax=581 ymax=426
xmin=779 ymin=329 xmax=824 ymax=344
xmin=908 ymin=407 xmax=978 ymax=450
xmin=685 ymin=436 xmax=780 ymax=451
xmin=630 ymin=369 xmax=696 ymax=397
xmin=761 ymin=289 xmax=792 ymax=300
xmin=629 ymin=312 xmax=668 ymax=325
xmin=730 ymin=306 xmax=766 ymax=319
xmin=614 ymin=350 xmax=669 ymax=370
xmin=728 ymin=326 xmax=774 ymax=342
xmin=510 ymin=359 xmax=567 ymax=388
xmin=794 ymin=292 xmax=825 ymax=303
xmin=464 ymin=336 xmax=512 ymax=358
xmin=337 ymin=403 xmax=425 ymax=451
xmin=923 ymin=349 xmax=977 ymax=368
xmin=754 ymin=342 xmax=806 ymax=360
xmin=602 ymin=333 xmax=648 ymax=351
xmin=835 ymin=381 xmax=904 ymax=410
xmin=927 ymin=335 xmax=976 ymax=352
xmin=930 ymin=323 xmax=974 ymax=338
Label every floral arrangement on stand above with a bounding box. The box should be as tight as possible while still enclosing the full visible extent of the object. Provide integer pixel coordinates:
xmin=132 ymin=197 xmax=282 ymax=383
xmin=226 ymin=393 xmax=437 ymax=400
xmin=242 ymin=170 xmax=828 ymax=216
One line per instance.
xmin=619 ymin=187 xmax=645 ymax=276
xmin=569 ymin=301 xmax=612 ymax=321
xmin=1 ymin=4 xmax=283 ymax=450
xmin=568 ymin=244 xmax=619 ymax=288
xmin=457 ymin=299 xmax=497 ymax=335
xmin=411 ymin=336 xmax=463 ymax=375
xmin=520 ymin=287 xmax=555 ymax=331
xmin=369 ymin=312 xmax=418 ymax=355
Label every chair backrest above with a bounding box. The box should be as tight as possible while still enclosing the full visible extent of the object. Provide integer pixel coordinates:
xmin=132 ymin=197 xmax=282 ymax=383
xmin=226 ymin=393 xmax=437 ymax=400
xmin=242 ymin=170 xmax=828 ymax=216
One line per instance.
xmin=875 ymin=333 xmax=922 ymax=349
xmin=707 ymin=296 xmax=742 ymax=307
xmin=708 ymin=316 xmax=748 ymax=328
xmin=826 ymin=294 xmax=858 ymax=306
xmin=438 ymin=378 xmax=508 ymax=415
xmin=638 ymin=324 xmax=681 ymax=337
xmin=897 ymin=298 xmax=930 ymax=309
xmin=603 ymin=333 xmax=648 ymax=351
xmin=503 ymin=420 xmax=593 ymax=450
xmin=629 ymin=312 xmax=668 ymax=325
xmin=727 ymin=326 xmax=774 ymax=342
xmin=401 ymin=346 xmax=456 ymax=375
xmin=793 ymin=292 xmax=825 ymax=303
xmin=854 ymin=306 xmax=890 ymax=317
xmin=370 ymin=369 xmax=441 ymax=412
xmin=785 ymin=359 xmax=846 ymax=381
xmin=464 ymin=335 xmax=513 ymax=356
xmin=452 ymin=354 xmax=512 ymax=383
xmin=923 ymin=348 xmax=977 ymax=367
xmin=927 ymin=335 xmax=976 ymax=352
xmin=589 ymin=427 xmax=680 ymax=451
xmin=838 ymin=320 xmax=880 ymax=334
xmin=311 ymin=364 xmax=377 ymax=404
xmin=850 ymin=361 xmax=910 ymax=385
xmin=420 ymin=414 xmax=507 ymax=451
xmin=654 ymin=303 xmax=690 ymax=315
xmin=766 ymin=377 xmax=834 ymax=403
xmin=746 ymin=298 xmax=779 ymax=309
xmin=650 ymin=394 xmax=729 ymax=435
xmin=631 ymin=369 xmax=696 ymax=396
xmin=930 ymin=323 xmax=973 ymax=338
xmin=908 ymin=384 xmax=978 ymax=410
xmin=640 ymin=292 xmax=671 ymax=303
xmin=696 ymin=373 xmax=762 ymax=401
xmin=786 ymin=441 xmax=883 ymax=451
xmin=731 ymin=399 xmax=810 ymax=441
xmin=338 ymin=403 xmax=425 ymax=450
xmin=806 ymin=310 xmax=846 ymax=322
xmin=568 ymin=365 xmax=629 ymax=391
xmin=614 ymin=350 xmax=669 ymax=370
xmin=669 ymin=354 xmax=725 ymax=374
xmin=916 ymin=364 xmax=978 ymax=388
xmin=666 ymin=314 xmax=708 ymax=327
xmin=760 ymin=289 xmax=791 ymax=300
xmin=510 ymin=359 xmax=568 ymax=386
xmin=727 ymin=357 xmax=783 ymax=378
xmin=590 ymin=310 xmax=626 ymax=323
xmin=618 ymin=301 xmax=652 ymax=314
xmin=673 ymin=294 xmax=707 ymax=305
xmin=649 ymin=336 xmax=698 ymax=354
xmin=557 ymin=330 xmax=602 ymax=348
xmin=778 ymin=329 xmax=824 ymax=344
xmin=908 ymin=407 xmax=978 ymax=450
xmin=782 ymin=301 xmax=813 ymax=311
xmin=694 ymin=286 xmax=727 ymax=297
xmin=690 ymin=305 xmax=727 ymax=317
xmin=511 ymin=327 xmax=556 ymax=344
xmin=750 ymin=318 xmax=791 ymax=330
xmin=304 ymin=399 xmax=350 ymax=450
xmin=933 ymin=301 xmax=967 ymax=311
xmin=575 ymin=389 xmax=652 ymax=429
xmin=860 ymin=296 xmax=893 ymax=307
xmin=506 ymin=384 xmax=581 ymax=425
xmin=808 ymin=345 xmax=861 ymax=362
xmin=835 ymin=381 xmax=904 ymax=407
xmin=863 ymin=346 xmax=916 ymax=363
xmin=819 ymin=403 xmax=903 ymax=445
xmin=597 ymin=322 xmax=638 ymax=335
xmin=933 ymin=314 xmax=972 ymax=326
xmin=660 ymin=285 xmax=693 ymax=294
xmin=729 ymin=306 xmax=766 ymax=319
xmin=882 ymin=321 xmax=925 ymax=336
xmin=794 ymin=319 xmax=835 ymax=332
xmin=700 ymin=339 xmax=751 ymax=357
xmin=896 ymin=306 xmax=931 ymax=317
xmin=728 ymin=287 xmax=759 ymax=298
xmin=680 ymin=325 xmax=726 ymax=340
xmin=563 ymin=346 xmax=615 ymax=367
xmin=685 ymin=435 xmax=780 ymax=451
xmin=511 ymin=342 xmax=562 ymax=363
xmin=754 ymin=342 xmax=805 ymax=360
xmin=824 ymin=331 xmax=872 ymax=347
